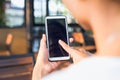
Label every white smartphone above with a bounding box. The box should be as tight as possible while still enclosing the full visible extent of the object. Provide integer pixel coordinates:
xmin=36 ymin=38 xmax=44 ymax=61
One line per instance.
xmin=45 ymin=16 xmax=70 ymax=61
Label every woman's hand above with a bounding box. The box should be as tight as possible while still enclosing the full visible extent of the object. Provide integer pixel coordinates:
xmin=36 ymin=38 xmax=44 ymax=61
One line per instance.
xmin=32 ymin=34 xmax=92 ymax=80
xmin=59 ymin=40 xmax=91 ymax=64
xmin=32 ymin=34 xmax=60 ymax=80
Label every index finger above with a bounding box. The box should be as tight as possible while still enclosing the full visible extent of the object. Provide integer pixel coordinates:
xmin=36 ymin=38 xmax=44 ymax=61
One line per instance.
xmin=58 ymin=40 xmax=78 ymax=56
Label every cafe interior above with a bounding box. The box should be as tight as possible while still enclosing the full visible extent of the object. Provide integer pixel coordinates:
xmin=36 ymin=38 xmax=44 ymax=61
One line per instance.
xmin=0 ymin=0 xmax=96 ymax=80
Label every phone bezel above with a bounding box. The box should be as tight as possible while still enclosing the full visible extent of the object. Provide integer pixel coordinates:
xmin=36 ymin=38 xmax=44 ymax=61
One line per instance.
xmin=45 ymin=16 xmax=70 ymax=61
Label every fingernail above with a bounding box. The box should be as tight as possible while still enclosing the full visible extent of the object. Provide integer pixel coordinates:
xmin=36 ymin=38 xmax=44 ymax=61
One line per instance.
xmin=59 ymin=40 xmax=63 ymax=43
xmin=42 ymin=34 xmax=45 ymax=37
xmin=58 ymin=40 xmax=61 ymax=43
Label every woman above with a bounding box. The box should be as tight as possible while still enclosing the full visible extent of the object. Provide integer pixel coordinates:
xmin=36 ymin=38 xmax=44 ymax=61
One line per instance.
xmin=32 ymin=0 xmax=120 ymax=80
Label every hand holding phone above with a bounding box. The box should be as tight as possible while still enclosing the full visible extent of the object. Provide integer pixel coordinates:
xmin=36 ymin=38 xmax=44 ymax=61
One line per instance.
xmin=45 ymin=16 xmax=70 ymax=61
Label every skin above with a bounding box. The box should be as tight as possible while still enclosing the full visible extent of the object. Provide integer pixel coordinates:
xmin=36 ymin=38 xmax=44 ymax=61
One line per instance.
xmin=32 ymin=34 xmax=88 ymax=80
xmin=32 ymin=0 xmax=120 ymax=80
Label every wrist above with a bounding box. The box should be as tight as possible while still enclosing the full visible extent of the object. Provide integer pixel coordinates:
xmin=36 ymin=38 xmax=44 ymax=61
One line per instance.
xmin=32 ymin=64 xmax=44 ymax=80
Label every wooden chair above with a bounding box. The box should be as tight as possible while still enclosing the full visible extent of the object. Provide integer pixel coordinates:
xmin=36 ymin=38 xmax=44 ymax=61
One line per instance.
xmin=0 ymin=33 xmax=13 ymax=56
xmin=0 ymin=54 xmax=34 ymax=80
xmin=72 ymin=32 xmax=84 ymax=44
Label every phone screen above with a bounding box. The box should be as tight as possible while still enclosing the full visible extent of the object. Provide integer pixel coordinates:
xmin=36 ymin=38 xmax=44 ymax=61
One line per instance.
xmin=46 ymin=17 xmax=69 ymax=58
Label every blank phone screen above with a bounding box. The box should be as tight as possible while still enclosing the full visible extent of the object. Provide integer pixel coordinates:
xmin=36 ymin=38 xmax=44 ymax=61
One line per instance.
xmin=47 ymin=18 xmax=69 ymax=57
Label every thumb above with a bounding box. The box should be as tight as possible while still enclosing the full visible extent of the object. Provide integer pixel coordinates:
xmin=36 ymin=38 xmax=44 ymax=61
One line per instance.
xmin=37 ymin=34 xmax=48 ymax=61
xmin=40 ymin=34 xmax=47 ymax=50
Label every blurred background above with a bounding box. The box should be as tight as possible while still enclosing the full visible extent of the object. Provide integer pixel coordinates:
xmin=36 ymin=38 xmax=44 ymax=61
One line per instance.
xmin=0 ymin=0 xmax=96 ymax=80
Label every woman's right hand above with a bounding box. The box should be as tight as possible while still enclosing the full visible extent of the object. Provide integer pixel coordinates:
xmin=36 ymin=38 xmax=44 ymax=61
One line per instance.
xmin=59 ymin=40 xmax=91 ymax=64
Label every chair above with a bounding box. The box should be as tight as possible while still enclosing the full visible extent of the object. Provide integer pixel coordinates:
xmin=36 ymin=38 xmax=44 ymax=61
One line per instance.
xmin=0 ymin=54 xmax=34 ymax=80
xmin=0 ymin=33 xmax=13 ymax=56
xmin=72 ymin=32 xmax=85 ymax=46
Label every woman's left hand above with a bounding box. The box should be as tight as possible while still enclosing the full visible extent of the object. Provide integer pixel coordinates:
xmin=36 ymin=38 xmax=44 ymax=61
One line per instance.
xmin=32 ymin=34 xmax=60 ymax=80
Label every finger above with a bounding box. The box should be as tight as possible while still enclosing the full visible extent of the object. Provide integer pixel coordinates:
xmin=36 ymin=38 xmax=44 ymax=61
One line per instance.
xmin=44 ymin=64 xmax=53 ymax=73
xmin=45 ymin=63 xmax=57 ymax=73
xmin=52 ymin=62 xmax=60 ymax=68
xmin=40 ymin=34 xmax=47 ymax=50
xmin=59 ymin=40 xmax=81 ymax=57
xmin=69 ymin=38 xmax=74 ymax=43
xmin=49 ymin=62 xmax=58 ymax=70
xmin=59 ymin=40 xmax=77 ymax=55
xmin=59 ymin=40 xmax=71 ymax=53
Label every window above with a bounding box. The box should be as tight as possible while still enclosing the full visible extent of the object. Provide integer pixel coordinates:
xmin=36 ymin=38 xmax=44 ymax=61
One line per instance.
xmin=0 ymin=0 xmax=25 ymax=28
xmin=34 ymin=0 xmax=46 ymax=25
xmin=48 ymin=0 xmax=76 ymax=24
xmin=32 ymin=0 xmax=78 ymax=53
xmin=33 ymin=0 xmax=76 ymax=25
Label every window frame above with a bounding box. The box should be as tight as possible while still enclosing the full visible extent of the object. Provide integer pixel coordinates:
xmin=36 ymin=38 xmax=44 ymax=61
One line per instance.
xmin=33 ymin=0 xmax=78 ymax=27
xmin=0 ymin=0 xmax=26 ymax=28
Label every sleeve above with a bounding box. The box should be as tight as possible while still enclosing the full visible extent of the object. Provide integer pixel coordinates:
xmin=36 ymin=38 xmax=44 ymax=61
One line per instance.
xmin=41 ymin=57 xmax=93 ymax=80
xmin=42 ymin=67 xmax=73 ymax=80
xmin=41 ymin=57 xmax=117 ymax=80
xmin=41 ymin=58 xmax=92 ymax=80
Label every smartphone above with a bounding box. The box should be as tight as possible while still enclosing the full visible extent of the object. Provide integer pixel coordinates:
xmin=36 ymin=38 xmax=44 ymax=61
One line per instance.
xmin=45 ymin=16 xmax=70 ymax=61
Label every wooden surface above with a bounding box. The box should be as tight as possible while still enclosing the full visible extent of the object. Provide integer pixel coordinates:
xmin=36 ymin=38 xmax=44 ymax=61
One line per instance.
xmin=0 ymin=55 xmax=34 ymax=80
xmin=73 ymin=46 xmax=96 ymax=51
